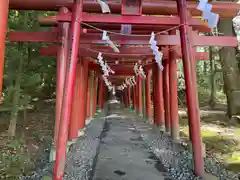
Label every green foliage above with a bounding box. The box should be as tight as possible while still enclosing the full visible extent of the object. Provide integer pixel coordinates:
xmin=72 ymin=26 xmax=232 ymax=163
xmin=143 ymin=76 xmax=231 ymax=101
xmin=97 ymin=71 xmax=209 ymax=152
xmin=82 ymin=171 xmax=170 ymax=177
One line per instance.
xmin=0 ymin=138 xmax=35 ymax=179
xmin=3 ymin=10 xmax=57 ymax=107
xmin=177 ymin=46 xmax=226 ymax=106
xmin=0 ymin=9 xmax=57 ymax=177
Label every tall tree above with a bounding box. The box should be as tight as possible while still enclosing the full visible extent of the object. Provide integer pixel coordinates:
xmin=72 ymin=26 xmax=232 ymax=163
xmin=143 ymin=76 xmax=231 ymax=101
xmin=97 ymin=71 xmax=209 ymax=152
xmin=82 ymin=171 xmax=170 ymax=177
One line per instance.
xmin=218 ymin=19 xmax=240 ymax=118
xmin=209 ymin=47 xmax=216 ymax=108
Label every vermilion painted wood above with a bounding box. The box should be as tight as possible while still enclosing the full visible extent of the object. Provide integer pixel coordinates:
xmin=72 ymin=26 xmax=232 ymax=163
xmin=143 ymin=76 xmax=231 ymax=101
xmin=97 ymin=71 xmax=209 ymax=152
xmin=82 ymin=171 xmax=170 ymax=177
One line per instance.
xmin=82 ymin=58 xmax=90 ymax=122
xmin=132 ymin=88 xmax=136 ymax=110
xmin=92 ymin=73 xmax=98 ymax=116
xmin=88 ymin=61 xmax=136 ymax=76
xmin=176 ymin=0 xmax=204 ymax=176
xmin=168 ymin=37 xmax=180 ymax=141
xmin=54 ymin=1 xmax=83 ymax=179
xmin=127 ymin=87 xmax=131 ymax=107
xmin=145 ymin=69 xmax=152 ymax=121
xmin=38 ymin=13 xmax=208 ymax=30
xmin=121 ymin=0 xmax=142 ymax=16
xmin=86 ymin=73 xmax=91 ymax=119
xmin=69 ymin=62 xmax=82 ymax=140
xmin=83 ymin=24 xmax=208 ymax=33
xmin=137 ymin=76 xmax=143 ymax=115
xmin=155 ymin=63 xmax=165 ymax=128
xmin=82 ymin=13 xmax=205 ymax=27
xmin=9 ymin=31 xmax=238 ymax=47
xmin=54 ymin=14 xmax=70 ymax=145
xmin=152 ymin=66 xmax=157 ymax=124
xmin=98 ymin=77 xmax=104 ymax=109
xmin=134 ymin=86 xmax=137 ymax=111
xmin=135 ymin=79 xmax=139 ymax=113
xmin=0 ymin=0 xmax=9 ymax=101
xmin=163 ymin=59 xmax=171 ymax=132
xmin=39 ymin=45 xmax=210 ymax=60
xmin=9 ymin=0 xmax=240 ymax=18
xmin=79 ymin=57 xmax=88 ymax=129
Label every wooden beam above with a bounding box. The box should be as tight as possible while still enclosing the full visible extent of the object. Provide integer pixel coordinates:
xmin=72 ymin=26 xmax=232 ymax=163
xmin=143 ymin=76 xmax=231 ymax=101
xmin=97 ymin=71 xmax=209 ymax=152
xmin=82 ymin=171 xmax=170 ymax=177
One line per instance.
xmin=38 ymin=13 xmax=208 ymax=31
xmin=9 ymin=31 xmax=237 ymax=47
xmin=9 ymin=0 xmax=240 ymax=18
xmin=39 ymin=45 xmax=209 ymax=60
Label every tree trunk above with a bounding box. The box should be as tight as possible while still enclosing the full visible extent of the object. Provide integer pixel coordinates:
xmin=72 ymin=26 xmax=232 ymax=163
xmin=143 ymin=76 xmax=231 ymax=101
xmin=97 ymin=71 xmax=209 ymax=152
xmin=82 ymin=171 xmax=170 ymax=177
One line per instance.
xmin=209 ymin=47 xmax=216 ymax=108
xmin=8 ymin=43 xmax=24 ymax=136
xmin=218 ymin=19 xmax=240 ymax=118
xmin=203 ymin=61 xmax=207 ymax=75
xmin=8 ymin=12 xmax=27 ymax=136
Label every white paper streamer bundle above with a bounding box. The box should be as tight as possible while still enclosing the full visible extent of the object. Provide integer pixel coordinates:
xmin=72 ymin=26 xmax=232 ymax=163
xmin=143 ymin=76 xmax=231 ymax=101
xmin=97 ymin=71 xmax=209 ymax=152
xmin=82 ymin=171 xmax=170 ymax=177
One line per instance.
xmin=128 ymin=76 xmax=137 ymax=86
xmin=197 ymin=0 xmax=219 ymax=28
xmin=233 ymin=11 xmax=240 ymax=50
xmin=138 ymin=65 xmax=146 ymax=79
xmin=134 ymin=63 xmax=146 ymax=78
xmin=117 ymin=76 xmax=137 ymax=91
xmin=97 ymin=0 xmax=111 ymax=13
xmin=97 ymin=52 xmax=115 ymax=76
xmin=102 ymin=75 xmax=113 ymax=91
xmin=102 ymin=31 xmax=120 ymax=52
xmin=134 ymin=63 xmax=139 ymax=76
xmin=149 ymin=32 xmax=164 ymax=71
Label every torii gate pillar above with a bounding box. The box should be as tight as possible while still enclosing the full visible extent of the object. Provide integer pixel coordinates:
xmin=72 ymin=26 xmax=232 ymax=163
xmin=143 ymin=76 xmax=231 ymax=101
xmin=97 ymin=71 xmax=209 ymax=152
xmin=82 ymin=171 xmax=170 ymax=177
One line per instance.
xmin=176 ymin=0 xmax=204 ymax=176
xmin=92 ymin=72 xmax=98 ymax=116
xmin=54 ymin=10 xmax=70 ymax=145
xmin=86 ymin=72 xmax=92 ymax=119
xmin=69 ymin=62 xmax=82 ymax=141
xmin=145 ymin=69 xmax=152 ymax=121
xmin=98 ymin=77 xmax=104 ymax=110
xmin=54 ymin=0 xmax=83 ymax=179
xmin=169 ymin=45 xmax=180 ymax=141
xmin=0 ymin=0 xmax=9 ymax=101
xmin=127 ymin=87 xmax=131 ymax=107
xmin=154 ymin=63 xmax=165 ymax=128
xmin=137 ymin=76 xmax=143 ymax=116
xmin=132 ymin=87 xmax=136 ymax=110
xmin=163 ymin=59 xmax=171 ymax=133
xmin=79 ymin=57 xmax=89 ymax=129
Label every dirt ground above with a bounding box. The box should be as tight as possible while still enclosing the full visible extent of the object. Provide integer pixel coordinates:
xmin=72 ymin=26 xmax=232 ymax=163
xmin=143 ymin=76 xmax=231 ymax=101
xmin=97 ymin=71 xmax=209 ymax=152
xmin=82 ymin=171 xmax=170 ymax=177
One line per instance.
xmin=0 ymin=100 xmax=239 ymax=179
xmin=0 ymin=101 xmax=54 ymax=180
xmin=179 ymin=104 xmax=240 ymax=174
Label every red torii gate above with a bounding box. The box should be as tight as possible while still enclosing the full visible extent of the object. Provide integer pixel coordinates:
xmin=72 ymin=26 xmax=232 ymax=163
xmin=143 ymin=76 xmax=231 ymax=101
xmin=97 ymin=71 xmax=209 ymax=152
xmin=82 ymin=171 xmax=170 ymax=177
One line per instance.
xmin=0 ymin=0 xmax=239 ymax=180
xmin=8 ymin=0 xmax=240 ymax=18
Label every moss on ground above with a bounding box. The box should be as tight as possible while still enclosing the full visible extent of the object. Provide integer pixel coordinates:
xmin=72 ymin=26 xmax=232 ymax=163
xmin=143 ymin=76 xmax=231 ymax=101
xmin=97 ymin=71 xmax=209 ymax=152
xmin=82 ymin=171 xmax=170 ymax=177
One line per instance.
xmin=180 ymin=121 xmax=240 ymax=173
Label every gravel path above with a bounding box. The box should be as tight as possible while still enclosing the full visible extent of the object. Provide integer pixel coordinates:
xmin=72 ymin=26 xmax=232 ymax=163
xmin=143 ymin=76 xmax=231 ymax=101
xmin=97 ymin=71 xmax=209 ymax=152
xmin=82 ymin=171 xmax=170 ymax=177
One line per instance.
xmin=20 ymin=100 xmax=239 ymax=180
xmin=92 ymin=103 xmax=169 ymax=180
xmin=130 ymin=112 xmax=239 ymax=180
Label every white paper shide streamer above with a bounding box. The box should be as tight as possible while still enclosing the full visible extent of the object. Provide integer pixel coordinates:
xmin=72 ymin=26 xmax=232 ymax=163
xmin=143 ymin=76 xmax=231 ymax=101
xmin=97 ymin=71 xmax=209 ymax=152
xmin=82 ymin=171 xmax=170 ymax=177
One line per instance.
xmin=233 ymin=11 xmax=240 ymax=50
xmin=97 ymin=52 xmax=115 ymax=76
xmin=97 ymin=0 xmax=111 ymax=13
xmin=102 ymin=75 xmax=113 ymax=91
xmin=134 ymin=63 xmax=146 ymax=78
xmin=138 ymin=65 xmax=146 ymax=79
xmin=197 ymin=0 xmax=219 ymax=28
xmin=102 ymin=31 xmax=120 ymax=52
xmin=149 ymin=32 xmax=164 ymax=71
xmin=117 ymin=76 xmax=136 ymax=91
xmin=134 ymin=63 xmax=139 ymax=76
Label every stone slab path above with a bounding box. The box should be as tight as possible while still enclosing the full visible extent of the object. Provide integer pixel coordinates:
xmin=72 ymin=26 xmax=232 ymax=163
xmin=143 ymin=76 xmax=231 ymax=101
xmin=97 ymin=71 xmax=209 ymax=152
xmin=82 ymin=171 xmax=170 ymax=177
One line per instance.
xmin=93 ymin=103 xmax=167 ymax=180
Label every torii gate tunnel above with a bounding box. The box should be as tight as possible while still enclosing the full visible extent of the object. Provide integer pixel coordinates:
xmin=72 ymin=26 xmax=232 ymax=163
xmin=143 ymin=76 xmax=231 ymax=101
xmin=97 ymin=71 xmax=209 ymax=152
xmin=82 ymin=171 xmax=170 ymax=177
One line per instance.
xmin=0 ymin=0 xmax=239 ymax=179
